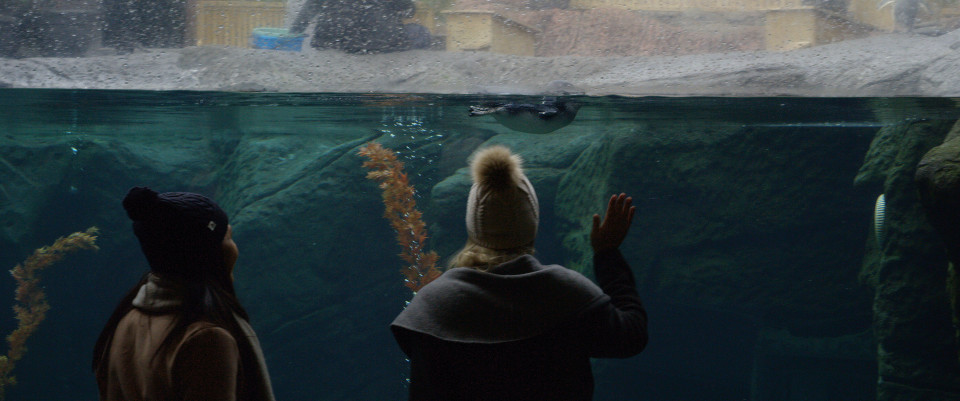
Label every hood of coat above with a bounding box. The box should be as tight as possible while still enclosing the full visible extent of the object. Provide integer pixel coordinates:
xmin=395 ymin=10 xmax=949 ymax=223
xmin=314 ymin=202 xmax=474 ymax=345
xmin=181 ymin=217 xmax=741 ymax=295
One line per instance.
xmin=392 ymin=255 xmax=607 ymax=343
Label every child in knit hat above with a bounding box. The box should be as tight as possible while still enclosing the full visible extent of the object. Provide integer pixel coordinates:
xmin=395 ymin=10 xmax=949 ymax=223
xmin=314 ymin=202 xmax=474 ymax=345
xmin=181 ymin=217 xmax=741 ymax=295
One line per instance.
xmin=392 ymin=146 xmax=648 ymax=400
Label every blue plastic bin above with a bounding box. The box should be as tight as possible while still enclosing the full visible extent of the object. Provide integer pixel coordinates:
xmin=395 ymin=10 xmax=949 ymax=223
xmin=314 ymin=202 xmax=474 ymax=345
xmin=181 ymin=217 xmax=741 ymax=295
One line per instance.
xmin=251 ymin=28 xmax=306 ymax=51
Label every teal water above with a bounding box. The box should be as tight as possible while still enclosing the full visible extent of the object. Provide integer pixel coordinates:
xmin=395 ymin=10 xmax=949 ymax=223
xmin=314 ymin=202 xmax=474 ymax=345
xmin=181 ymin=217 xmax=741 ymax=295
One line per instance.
xmin=0 ymin=89 xmax=958 ymax=400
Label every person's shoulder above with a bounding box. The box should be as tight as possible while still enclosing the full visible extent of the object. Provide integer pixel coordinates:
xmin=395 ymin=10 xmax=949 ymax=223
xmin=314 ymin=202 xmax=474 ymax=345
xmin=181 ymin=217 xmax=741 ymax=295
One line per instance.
xmin=511 ymin=256 xmax=598 ymax=290
xmin=172 ymin=323 xmax=239 ymax=378
xmin=539 ymin=261 xmax=589 ymax=280
xmin=538 ymin=262 xmax=605 ymax=297
xmin=182 ymin=322 xmax=238 ymax=349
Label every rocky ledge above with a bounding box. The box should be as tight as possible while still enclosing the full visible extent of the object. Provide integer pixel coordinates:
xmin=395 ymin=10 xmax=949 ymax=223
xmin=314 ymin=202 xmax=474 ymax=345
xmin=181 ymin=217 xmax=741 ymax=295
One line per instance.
xmin=1 ymin=29 xmax=959 ymax=96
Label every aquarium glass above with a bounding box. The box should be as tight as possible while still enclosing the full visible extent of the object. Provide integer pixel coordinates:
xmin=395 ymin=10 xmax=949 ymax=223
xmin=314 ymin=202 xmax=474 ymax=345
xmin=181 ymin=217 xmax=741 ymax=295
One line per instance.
xmin=0 ymin=89 xmax=958 ymax=400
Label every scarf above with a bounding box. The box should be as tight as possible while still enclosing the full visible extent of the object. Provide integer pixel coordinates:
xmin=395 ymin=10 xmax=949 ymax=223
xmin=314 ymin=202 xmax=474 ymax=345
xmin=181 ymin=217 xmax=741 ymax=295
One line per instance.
xmin=132 ymin=274 xmax=276 ymax=401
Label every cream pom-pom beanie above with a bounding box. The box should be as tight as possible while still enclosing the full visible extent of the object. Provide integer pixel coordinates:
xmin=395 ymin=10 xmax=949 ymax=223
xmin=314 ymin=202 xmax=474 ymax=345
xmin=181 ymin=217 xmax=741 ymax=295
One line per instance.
xmin=466 ymin=146 xmax=540 ymax=250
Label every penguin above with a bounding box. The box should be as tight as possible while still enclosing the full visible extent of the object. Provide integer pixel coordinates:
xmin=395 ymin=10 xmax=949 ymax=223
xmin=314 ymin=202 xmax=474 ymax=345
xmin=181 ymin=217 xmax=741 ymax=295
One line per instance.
xmin=468 ymin=98 xmax=581 ymax=134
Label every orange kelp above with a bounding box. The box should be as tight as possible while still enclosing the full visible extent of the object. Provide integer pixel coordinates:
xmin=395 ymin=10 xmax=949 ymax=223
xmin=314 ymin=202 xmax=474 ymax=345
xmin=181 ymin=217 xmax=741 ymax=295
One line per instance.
xmin=359 ymin=142 xmax=441 ymax=293
xmin=0 ymin=227 xmax=99 ymax=399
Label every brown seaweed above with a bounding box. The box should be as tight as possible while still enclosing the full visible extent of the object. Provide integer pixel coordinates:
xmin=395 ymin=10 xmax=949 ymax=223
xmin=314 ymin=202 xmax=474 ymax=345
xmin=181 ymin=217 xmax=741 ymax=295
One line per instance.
xmin=358 ymin=142 xmax=441 ymax=293
xmin=0 ymin=227 xmax=99 ymax=399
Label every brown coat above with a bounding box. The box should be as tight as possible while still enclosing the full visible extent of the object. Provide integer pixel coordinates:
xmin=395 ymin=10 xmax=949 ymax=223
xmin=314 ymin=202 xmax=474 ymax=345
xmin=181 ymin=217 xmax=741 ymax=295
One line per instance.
xmin=96 ymin=274 xmax=275 ymax=401
xmin=97 ymin=310 xmax=240 ymax=401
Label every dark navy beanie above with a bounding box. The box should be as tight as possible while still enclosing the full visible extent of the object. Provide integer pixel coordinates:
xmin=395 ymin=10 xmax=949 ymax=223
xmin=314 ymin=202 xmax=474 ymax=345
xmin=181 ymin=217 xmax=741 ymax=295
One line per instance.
xmin=123 ymin=187 xmax=229 ymax=278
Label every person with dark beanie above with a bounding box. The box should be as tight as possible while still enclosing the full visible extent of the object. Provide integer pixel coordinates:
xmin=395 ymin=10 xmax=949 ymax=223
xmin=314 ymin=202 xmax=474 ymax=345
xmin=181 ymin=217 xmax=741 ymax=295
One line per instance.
xmin=391 ymin=146 xmax=648 ymax=400
xmin=93 ymin=187 xmax=275 ymax=401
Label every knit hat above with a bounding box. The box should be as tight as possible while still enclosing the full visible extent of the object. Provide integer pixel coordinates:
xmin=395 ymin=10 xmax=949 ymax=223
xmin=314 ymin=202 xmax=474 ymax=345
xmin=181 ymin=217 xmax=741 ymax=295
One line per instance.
xmin=123 ymin=186 xmax=229 ymax=279
xmin=466 ymin=146 xmax=539 ymax=250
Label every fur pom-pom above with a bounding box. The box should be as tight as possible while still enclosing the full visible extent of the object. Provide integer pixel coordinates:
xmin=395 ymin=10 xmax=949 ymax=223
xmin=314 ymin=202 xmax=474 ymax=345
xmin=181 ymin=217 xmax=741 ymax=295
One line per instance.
xmin=122 ymin=186 xmax=161 ymax=221
xmin=470 ymin=146 xmax=524 ymax=189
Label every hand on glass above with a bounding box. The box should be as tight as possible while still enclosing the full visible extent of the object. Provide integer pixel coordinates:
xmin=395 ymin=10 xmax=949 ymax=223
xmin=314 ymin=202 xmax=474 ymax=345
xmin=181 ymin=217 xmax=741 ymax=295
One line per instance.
xmin=591 ymin=193 xmax=636 ymax=253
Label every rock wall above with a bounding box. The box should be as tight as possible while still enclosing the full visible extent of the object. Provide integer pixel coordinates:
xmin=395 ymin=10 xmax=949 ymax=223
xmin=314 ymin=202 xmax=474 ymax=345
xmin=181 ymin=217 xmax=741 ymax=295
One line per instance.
xmin=855 ymin=100 xmax=960 ymax=400
xmin=915 ymin=119 xmax=960 ymax=385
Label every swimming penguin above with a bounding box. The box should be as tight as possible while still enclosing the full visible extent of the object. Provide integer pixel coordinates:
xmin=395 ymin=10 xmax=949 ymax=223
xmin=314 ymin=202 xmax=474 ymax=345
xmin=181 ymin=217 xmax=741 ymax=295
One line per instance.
xmin=468 ymin=98 xmax=581 ymax=134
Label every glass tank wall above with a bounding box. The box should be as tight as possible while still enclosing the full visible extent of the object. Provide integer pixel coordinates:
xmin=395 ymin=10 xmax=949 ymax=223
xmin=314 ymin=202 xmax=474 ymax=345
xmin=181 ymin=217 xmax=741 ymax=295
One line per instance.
xmin=1 ymin=0 xmax=960 ymax=400
xmin=0 ymin=90 xmax=957 ymax=400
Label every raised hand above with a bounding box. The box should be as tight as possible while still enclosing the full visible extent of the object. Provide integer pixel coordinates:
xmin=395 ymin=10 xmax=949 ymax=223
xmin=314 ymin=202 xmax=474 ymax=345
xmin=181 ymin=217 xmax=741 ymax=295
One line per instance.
xmin=591 ymin=193 xmax=636 ymax=253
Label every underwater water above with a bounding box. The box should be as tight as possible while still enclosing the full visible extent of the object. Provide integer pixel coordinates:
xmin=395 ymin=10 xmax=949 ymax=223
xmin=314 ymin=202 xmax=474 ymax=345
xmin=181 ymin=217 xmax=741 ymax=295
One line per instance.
xmin=0 ymin=89 xmax=958 ymax=400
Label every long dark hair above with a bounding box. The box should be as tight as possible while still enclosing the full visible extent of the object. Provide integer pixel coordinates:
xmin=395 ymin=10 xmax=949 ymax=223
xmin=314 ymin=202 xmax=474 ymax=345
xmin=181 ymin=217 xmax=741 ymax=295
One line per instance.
xmin=91 ymin=266 xmax=254 ymax=372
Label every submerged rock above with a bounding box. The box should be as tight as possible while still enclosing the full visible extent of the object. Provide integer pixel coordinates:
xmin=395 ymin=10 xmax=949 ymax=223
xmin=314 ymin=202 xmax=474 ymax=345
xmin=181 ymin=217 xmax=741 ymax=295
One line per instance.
xmin=915 ymin=120 xmax=960 ymax=369
xmin=858 ymin=115 xmax=960 ymax=399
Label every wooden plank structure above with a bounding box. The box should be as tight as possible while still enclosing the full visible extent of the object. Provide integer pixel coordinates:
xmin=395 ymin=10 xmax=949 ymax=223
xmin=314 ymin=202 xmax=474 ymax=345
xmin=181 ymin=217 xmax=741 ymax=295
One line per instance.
xmin=571 ymin=0 xmax=805 ymax=12
xmin=442 ymin=10 xmax=538 ymax=56
xmin=195 ymin=1 xmax=286 ymax=47
xmin=570 ymin=0 xmax=870 ymax=50
xmin=846 ymin=0 xmax=895 ymax=30
xmin=765 ymin=8 xmax=863 ymax=50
